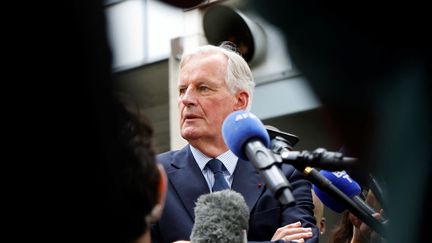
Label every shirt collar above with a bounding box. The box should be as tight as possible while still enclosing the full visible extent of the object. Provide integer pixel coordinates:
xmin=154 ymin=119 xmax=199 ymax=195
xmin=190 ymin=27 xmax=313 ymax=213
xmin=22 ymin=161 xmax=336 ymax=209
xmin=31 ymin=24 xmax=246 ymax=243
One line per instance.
xmin=190 ymin=145 xmax=238 ymax=175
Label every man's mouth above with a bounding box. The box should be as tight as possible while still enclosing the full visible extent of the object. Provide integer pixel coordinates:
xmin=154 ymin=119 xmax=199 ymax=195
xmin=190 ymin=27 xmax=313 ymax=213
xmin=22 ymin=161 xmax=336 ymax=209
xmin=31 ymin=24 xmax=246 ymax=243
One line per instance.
xmin=185 ymin=114 xmax=200 ymax=120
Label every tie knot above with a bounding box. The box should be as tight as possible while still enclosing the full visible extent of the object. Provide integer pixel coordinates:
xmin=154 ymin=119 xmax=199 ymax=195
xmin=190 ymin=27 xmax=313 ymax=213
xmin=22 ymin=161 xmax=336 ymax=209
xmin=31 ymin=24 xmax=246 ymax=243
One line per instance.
xmin=207 ymin=159 xmax=225 ymax=174
xmin=206 ymin=159 xmax=229 ymax=192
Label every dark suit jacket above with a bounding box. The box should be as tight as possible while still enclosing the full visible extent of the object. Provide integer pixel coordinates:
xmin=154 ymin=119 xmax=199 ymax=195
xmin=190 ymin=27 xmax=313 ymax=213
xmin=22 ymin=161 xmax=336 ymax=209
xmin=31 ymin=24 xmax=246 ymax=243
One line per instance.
xmin=151 ymin=145 xmax=319 ymax=243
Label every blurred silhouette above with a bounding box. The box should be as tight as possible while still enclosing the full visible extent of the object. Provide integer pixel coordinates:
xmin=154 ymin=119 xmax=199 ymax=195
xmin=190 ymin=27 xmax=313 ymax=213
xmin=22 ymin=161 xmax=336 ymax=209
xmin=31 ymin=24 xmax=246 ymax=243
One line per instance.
xmin=18 ymin=1 xmax=170 ymax=242
xmin=100 ymin=96 xmax=167 ymax=243
xmin=248 ymin=1 xmax=431 ymax=243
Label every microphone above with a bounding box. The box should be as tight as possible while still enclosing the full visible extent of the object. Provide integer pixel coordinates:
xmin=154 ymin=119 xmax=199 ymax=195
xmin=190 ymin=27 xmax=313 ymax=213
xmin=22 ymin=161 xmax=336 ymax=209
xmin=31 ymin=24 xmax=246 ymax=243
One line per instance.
xmin=312 ymin=169 xmax=387 ymax=236
xmin=222 ymin=110 xmax=295 ymax=206
xmin=280 ymin=148 xmax=359 ymax=171
xmin=314 ymin=170 xmax=387 ymax=221
xmin=266 ymin=130 xmax=358 ymax=171
xmin=190 ymin=190 xmax=249 ymax=243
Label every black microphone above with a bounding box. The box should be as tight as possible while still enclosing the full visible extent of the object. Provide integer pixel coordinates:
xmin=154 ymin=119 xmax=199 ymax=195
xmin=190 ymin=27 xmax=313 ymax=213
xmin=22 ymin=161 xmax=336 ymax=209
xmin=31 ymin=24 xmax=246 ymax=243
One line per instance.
xmin=222 ymin=110 xmax=296 ymax=206
xmin=279 ymin=148 xmax=358 ymax=171
xmin=266 ymin=129 xmax=358 ymax=171
xmin=190 ymin=190 xmax=249 ymax=243
xmin=309 ymin=168 xmax=387 ymax=237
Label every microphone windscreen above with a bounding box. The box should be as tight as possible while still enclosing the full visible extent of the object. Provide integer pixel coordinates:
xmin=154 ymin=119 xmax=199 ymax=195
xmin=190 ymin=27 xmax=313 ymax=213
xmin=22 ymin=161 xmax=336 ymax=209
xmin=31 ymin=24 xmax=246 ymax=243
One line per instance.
xmin=190 ymin=190 xmax=249 ymax=243
xmin=313 ymin=184 xmax=345 ymax=213
xmin=313 ymin=170 xmax=362 ymax=213
xmin=222 ymin=110 xmax=270 ymax=160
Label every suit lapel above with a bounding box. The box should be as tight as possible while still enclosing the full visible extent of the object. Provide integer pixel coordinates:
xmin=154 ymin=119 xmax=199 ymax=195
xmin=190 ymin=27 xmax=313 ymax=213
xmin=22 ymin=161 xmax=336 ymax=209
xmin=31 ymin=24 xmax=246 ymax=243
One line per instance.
xmin=231 ymin=159 xmax=265 ymax=211
xmin=168 ymin=146 xmax=209 ymax=220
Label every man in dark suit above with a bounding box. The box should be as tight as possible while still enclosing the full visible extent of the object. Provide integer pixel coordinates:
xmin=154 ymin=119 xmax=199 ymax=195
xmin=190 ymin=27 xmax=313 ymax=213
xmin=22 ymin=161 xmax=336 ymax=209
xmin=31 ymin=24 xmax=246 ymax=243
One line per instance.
xmin=151 ymin=43 xmax=318 ymax=243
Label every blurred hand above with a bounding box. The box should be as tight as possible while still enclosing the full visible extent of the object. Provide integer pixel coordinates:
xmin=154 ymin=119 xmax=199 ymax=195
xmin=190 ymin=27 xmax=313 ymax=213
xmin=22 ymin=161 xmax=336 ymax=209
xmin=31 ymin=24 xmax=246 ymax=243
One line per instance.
xmin=349 ymin=189 xmax=385 ymax=243
xmin=350 ymin=211 xmax=384 ymax=243
xmin=271 ymin=221 xmax=313 ymax=243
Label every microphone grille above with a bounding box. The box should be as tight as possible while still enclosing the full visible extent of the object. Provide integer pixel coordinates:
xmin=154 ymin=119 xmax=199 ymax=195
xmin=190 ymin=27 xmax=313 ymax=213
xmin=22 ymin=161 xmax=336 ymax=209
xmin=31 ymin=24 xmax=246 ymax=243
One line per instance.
xmin=222 ymin=110 xmax=270 ymax=160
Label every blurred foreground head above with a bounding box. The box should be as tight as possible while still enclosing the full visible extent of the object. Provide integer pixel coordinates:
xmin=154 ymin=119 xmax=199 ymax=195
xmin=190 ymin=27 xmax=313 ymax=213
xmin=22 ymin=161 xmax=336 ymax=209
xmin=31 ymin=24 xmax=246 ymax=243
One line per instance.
xmin=100 ymin=97 xmax=167 ymax=243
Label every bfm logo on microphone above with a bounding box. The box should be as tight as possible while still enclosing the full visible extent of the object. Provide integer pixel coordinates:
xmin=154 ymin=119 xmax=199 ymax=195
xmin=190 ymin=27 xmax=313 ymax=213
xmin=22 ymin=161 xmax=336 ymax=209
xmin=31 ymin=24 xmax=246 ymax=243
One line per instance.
xmin=332 ymin=171 xmax=354 ymax=183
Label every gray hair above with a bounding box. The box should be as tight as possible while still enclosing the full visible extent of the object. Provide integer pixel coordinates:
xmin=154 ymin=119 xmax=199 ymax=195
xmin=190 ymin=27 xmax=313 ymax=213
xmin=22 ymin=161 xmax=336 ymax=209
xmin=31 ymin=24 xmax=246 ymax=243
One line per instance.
xmin=179 ymin=42 xmax=255 ymax=110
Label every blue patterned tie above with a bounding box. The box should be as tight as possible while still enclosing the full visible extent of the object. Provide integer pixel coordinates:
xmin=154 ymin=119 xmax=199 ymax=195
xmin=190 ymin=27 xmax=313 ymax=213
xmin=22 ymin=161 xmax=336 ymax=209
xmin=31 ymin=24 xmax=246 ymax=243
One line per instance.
xmin=207 ymin=159 xmax=230 ymax=192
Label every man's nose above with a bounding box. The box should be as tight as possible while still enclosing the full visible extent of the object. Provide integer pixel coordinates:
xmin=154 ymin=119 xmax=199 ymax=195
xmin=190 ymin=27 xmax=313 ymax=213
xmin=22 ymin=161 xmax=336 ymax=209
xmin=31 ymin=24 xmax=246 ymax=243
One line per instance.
xmin=180 ymin=88 xmax=197 ymax=106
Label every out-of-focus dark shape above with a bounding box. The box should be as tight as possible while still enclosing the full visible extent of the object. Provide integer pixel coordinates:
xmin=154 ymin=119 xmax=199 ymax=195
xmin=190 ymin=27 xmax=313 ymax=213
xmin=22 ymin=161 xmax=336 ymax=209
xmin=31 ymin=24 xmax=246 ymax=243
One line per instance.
xmin=248 ymin=1 xmax=431 ymax=243
xmin=158 ymin=0 xmax=206 ymax=9
xmin=22 ymin=1 xmax=171 ymax=242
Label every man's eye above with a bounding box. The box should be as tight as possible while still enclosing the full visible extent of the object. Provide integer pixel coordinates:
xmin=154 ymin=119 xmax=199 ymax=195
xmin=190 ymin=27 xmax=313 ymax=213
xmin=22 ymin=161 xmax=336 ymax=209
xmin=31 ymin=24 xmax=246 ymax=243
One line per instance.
xmin=179 ymin=88 xmax=186 ymax=96
xmin=199 ymin=86 xmax=209 ymax=92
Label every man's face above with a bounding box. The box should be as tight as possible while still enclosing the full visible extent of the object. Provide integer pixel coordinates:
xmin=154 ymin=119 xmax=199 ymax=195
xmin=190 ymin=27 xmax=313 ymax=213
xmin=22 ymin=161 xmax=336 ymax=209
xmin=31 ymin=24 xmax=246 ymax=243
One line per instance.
xmin=178 ymin=52 xmax=238 ymax=143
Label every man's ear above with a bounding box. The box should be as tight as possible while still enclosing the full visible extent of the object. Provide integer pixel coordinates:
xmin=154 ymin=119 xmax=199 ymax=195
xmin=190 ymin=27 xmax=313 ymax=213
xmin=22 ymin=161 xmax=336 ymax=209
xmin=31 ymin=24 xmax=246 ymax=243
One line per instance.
xmin=319 ymin=217 xmax=326 ymax=235
xmin=234 ymin=91 xmax=249 ymax=111
xmin=146 ymin=164 xmax=167 ymax=224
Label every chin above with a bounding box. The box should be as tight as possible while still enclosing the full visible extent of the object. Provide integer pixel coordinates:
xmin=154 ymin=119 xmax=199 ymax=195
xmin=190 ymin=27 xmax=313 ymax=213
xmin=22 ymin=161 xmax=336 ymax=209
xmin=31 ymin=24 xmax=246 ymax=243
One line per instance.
xmin=181 ymin=129 xmax=202 ymax=141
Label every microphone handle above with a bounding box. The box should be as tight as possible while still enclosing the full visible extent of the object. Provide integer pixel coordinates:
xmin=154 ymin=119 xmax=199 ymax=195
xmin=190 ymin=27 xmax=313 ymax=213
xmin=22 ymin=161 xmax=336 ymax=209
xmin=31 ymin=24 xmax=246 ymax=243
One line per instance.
xmin=244 ymin=139 xmax=296 ymax=206
xmin=352 ymin=195 xmax=388 ymax=224
xmin=303 ymin=167 xmax=387 ymax=237
xmin=280 ymin=150 xmax=358 ymax=171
